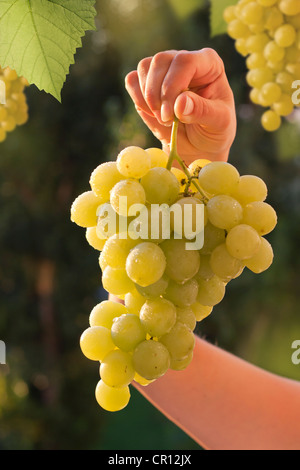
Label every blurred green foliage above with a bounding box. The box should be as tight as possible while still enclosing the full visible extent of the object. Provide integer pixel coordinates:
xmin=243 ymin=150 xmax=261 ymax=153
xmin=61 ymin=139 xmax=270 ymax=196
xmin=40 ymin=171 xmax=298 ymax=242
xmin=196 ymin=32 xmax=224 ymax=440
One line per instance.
xmin=0 ymin=0 xmax=299 ymax=450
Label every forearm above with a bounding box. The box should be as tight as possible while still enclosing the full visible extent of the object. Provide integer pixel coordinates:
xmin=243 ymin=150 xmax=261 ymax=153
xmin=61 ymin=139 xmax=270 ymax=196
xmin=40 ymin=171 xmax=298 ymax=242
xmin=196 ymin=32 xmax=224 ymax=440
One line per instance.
xmin=134 ymin=335 xmax=300 ymax=450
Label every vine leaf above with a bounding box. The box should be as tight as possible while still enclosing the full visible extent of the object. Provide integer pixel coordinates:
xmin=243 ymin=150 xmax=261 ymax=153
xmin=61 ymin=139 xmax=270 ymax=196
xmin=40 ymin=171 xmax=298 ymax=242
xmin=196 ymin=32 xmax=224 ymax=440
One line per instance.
xmin=0 ymin=0 xmax=97 ymax=101
xmin=210 ymin=0 xmax=239 ymax=37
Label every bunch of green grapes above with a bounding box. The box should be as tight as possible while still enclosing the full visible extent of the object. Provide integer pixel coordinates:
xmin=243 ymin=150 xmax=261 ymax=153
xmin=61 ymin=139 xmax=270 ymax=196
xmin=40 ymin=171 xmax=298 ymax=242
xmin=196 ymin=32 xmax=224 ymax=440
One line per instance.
xmin=0 ymin=66 xmax=29 ymax=143
xmin=224 ymin=0 xmax=300 ymax=131
xmin=71 ymin=145 xmax=277 ymax=412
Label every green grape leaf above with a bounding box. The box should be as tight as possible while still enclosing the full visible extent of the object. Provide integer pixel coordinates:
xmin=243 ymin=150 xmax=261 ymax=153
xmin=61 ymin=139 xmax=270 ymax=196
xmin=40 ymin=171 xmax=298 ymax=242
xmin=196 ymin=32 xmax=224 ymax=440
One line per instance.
xmin=0 ymin=0 xmax=97 ymax=101
xmin=210 ymin=0 xmax=239 ymax=37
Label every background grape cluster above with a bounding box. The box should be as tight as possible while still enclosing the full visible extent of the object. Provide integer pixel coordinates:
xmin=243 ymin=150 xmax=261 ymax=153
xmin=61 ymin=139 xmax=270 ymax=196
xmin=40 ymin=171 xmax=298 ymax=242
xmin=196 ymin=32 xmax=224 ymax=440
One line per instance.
xmin=224 ymin=0 xmax=300 ymax=131
xmin=71 ymin=145 xmax=277 ymax=412
xmin=0 ymin=67 xmax=29 ymax=142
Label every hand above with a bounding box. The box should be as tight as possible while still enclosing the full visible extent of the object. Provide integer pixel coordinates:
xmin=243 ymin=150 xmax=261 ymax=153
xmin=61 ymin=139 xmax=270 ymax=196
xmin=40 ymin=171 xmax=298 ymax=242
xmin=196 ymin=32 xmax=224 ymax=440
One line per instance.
xmin=125 ymin=49 xmax=237 ymax=164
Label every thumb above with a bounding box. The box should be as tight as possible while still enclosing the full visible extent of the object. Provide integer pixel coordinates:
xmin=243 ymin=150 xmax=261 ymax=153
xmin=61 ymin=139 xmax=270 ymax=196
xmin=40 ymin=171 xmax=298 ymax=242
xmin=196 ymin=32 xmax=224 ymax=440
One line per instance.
xmin=174 ymin=91 xmax=231 ymax=131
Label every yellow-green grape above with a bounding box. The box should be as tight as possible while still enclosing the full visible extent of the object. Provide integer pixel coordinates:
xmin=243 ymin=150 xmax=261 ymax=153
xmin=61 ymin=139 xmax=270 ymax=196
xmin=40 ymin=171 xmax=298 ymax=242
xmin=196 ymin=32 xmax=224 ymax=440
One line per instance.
xmin=286 ymin=62 xmax=300 ymax=76
xmin=243 ymin=201 xmax=278 ymax=235
xmin=260 ymin=82 xmax=282 ymax=106
xmin=207 ymin=195 xmax=243 ymax=230
xmin=274 ymin=24 xmax=296 ymax=47
xmin=164 ymin=278 xmax=199 ymax=308
xmin=101 ymin=233 xmax=138 ymax=269
xmin=249 ymin=21 xmax=265 ymax=34
xmin=95 ymin=380 xmax=130 ymax=412
xmin=276 ymin=71 xmax=294 ymax=92
xmin=170 ymin=352 xmax=193 ymax=371
xmin=279 ymin=0 xmax=300 ymax=16
xmin=236 ymin=38 xmax=252 ymax=56
xmin=125 ymin=242 xmax=166 ymax=287
xmin=133 ymin=340 xmax=170 ymax=380
xmin=124 ymin=290 xmax=146 ymax=315
xmin=223 ymin=5 xmax=237 ymax=23
xmin=210 ymin=243 xmax=244 ymax=281
xmin=71 ymin=191 xmax=105 ymax=228
xmin=139 ymin=298 xmax=177 ymax=338
xmin=288 ymin=13 xmax=300 ymax=28
xmin=170 ymin=197 xmax=205 ymax=239
xmin=232 ymin=175 xmax=268 ymax=206
xmin=264 ymin=7 xmax=284 ymax=30
xmin=160 ymin=322 xmax=195 ymax=362
xmin=272 ymin=94 xmax=294 ymax=116
xmin=228 ymin=19 xmax=251 ymax=39
xmin=246 ymin=67 xmax=274 ymax=88
xmin=257 ymin=0 xmax=279 ymax=6
xmin=100 ymin=350 xmax=135 ymax=388
xmin=191 ymin=302 xmax=213 ymax=322
xmin=141 ymin=168 xmax=180 ymax=205
xmin=102 ymin=266 xmax=135 ymax=296
xmin=80 ymin=326 xmax=115 ymax=361
xmin=160 ymin=238 xmax=201 ymax=284
xmin=200 ymin=222 xmax=226 ymax=255
xmin=264 ymin=41 xmax=285 ymax=62
xmin=245 ymin=237 xmax=274 ymax=273
xmin=133 ymin=372 xmax=155 ymax=386
xmin=246 ymin=34 xmax=269 ymax=54
xmin=111 ymin=314 xmax=146 ymax=352
xmin=241 ymin=2 xmax=264 ymax=25
xmin=198 ymin=162 xmax=240 ymax=196
xmin=226 ymin=224 xmax=262 ymax=260
xmin=89 ymin=300 xmax=127 ymax=328
xmin=266 ymin=59 xmax=285 ymax=72
xmin=170 ymin=167 xmax=188 ymax=191
xmin=197 ymin=276 xmax=226 ymax=307
xmin=117 ymin=146 xmax=151 ymax=179
xmin=135 ymin=275 xmax=169 ymax=299
xmin=246 ymin=52 xmax=266 ymax=69
xmin=86 ymin=227 xmax=106 ymax=251
xmin=90 ymin=162 xmax=123 ymax=200
xmin=195 ymin=255 xmax=214 ymax=281
xmin=176 ymin=307 xmax=197 ymax=331
xmin=188 ymin=158 xmax=211 ymax=178
xmin=110 ymin=180 xmax=146 ymax=217
xmin=261 ymin=109 xmax=281 ymax=131
xmin=146 ymin=147 xmax=169 ymax=168
xmin=250 ymin=88 xmax=262 ymax=105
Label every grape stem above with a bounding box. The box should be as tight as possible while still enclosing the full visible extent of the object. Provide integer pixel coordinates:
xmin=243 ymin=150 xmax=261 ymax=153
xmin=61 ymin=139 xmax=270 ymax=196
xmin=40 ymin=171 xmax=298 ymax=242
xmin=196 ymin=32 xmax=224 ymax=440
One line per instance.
xmin=166 ymin=118 xmax=209 ymax=202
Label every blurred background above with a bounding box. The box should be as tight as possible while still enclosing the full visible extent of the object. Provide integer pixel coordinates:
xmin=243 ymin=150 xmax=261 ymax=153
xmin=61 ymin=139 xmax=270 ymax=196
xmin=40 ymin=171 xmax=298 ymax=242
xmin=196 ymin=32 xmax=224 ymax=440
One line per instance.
xmin=0 ymin=0 xmax=299 ymax=450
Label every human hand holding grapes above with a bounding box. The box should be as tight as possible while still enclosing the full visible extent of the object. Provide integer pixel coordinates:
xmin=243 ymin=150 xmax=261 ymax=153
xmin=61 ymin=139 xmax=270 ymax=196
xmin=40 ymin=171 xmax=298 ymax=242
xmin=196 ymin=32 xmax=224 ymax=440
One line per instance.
xmin=125 ymin=49 xmax=237 ymax=164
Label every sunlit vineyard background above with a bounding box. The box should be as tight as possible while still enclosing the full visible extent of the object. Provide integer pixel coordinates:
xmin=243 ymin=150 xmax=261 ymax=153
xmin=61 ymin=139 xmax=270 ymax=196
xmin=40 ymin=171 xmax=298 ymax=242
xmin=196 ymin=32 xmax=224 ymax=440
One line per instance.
xmin=0 ymin=0 xmax=299 ymax=450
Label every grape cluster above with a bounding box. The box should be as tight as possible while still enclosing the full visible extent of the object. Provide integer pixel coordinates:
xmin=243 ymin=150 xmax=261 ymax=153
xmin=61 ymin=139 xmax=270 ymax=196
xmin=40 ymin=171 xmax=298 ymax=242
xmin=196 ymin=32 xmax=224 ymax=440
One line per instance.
xmin=71 ymin=145 xmax=277 ymax=412
xmin=0 ymin=66 xmax=29 ymax=143
xmin=224 ymin=0 xmax=300 ymax=131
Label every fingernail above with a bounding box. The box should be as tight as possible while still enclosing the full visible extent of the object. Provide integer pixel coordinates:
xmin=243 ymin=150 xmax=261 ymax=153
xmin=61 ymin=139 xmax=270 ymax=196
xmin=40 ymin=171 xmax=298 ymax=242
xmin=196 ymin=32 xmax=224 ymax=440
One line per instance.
xmin=183 ymin=96 xmax=194 ymax=116
xmin=161 ymin=102 xmax=173 ymax=123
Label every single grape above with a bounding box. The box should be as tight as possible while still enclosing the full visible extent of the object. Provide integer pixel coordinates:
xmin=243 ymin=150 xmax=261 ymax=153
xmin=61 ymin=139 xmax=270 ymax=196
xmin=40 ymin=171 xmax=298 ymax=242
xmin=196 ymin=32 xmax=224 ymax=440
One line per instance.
xmin=197 ymin=276 xmax=226 ymax=307
xmin=90 ymin=162 xmax=123 ymax=200
xmin=195 ymin=255 xmax=214 ymax=281
xmin=176 ymin=307 xmax=197 ymax=331
xmin=264 ymin=41 xmax=285 ymax=62
xmin=86 ymin=227 xmax=106 ymax=251
xmin=101 ymin=233 xmax=139 ymax=269
xmin=164 ymin=278 xmax=199 ymax=308
xmin=124 ymin=290 xmax=146 ymax=315
xmin=210 ymin=243 xmax=244 ymax=281
xmin=133 ymin=372 xmax=155 ymax=387
xmin=110 ymin=180 xmax=146 ymax=217
xmin=146 ymin=148 xmax=168 ymax=168
xmin=80 ymin=326 xmax=115 ymax=361
xmin=95 ymin=380 xmax=130 ymax=412
xmin=260 ymin=82 xmax=282 ymax=106
xmin=160 ymin=322 xmax=195 ymax=362
xmin=279 ymin=0 xmax=300 ymax=16
xmin=227 ymin=19 xmax=251 ymax=39
xmin=261 ymin=110 xmax=281 ymax=132
xmin=111 ymin=314 xmax=146 ymax=352
xmin=133 ymin=340 xmax=170 ymax=380
xmin=243 ymin=201 xmax=278 ymax=235
xmin=246 ymin=33 xmax=269 ymax=54
xmin=198 ymin=162 xmax=240 ymax=196
xmin=191 ymin=302 xmax=213 ymax=322
xmin=241 ymin=2 xmax=264 ymax=25
xmin=207 ymin=195 xmax=243 ymax=230
xmin=89 ymin=300 xmax=127 ymax=328
xmin=125 ymin=242 xmax=166 ymax=287
xmin=226 ymin=224 xmax=261 ymax=260
xmin=141 ymin=168 xmax=180 ymax=205
xmin=71 ymin=191 xmax=105 ymax=228
xmin=117 ymin=146 xmax=151 ymax=179
xmin=139 ymin=298 xmax=177 ymax=338
xmin=135 ymin=275 xmax=169 ymax=299
xmin=272 ymin=94 xmax=294 ymax=116
xmin=274 ymin=24 xmax=296 ymax=47
xmin=160 ymin=238 xmax=201 ymax=283
xmin=102 ymin=266 xmax=135 ymax=295
xmin=232 ymin=175 xmax=268 ymax=206
xmin=170 ymin=168 xmax=188 ymax=191
xmin=200 ymin=222 xmax=226 ymax=255
xmin=100 ymin=350 xmax=135 ymax=388
xmin=245 ymin=237 xmax=274 ymax=273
